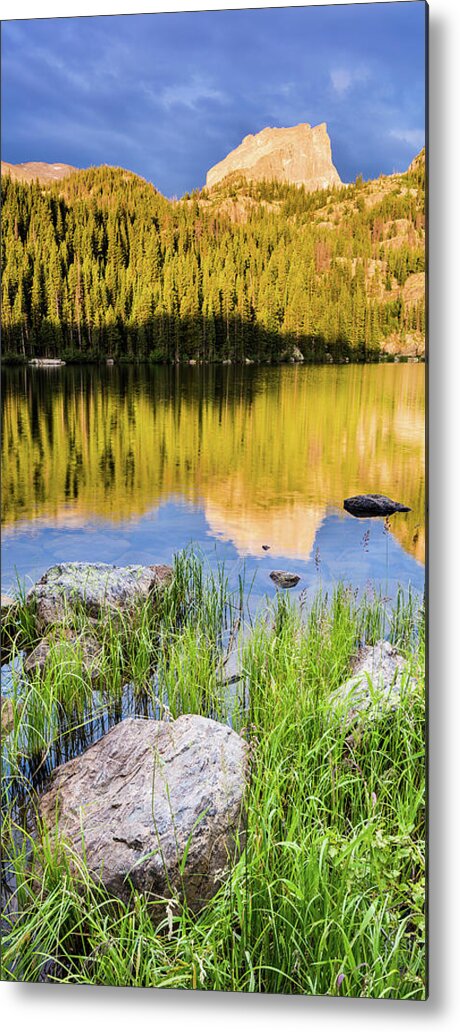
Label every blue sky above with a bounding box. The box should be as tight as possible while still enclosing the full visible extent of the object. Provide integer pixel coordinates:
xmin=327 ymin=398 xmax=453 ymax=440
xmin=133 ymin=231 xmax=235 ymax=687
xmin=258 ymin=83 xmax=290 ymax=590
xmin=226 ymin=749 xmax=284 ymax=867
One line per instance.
xmin=1 ymin=2 xmax=426 ymax=197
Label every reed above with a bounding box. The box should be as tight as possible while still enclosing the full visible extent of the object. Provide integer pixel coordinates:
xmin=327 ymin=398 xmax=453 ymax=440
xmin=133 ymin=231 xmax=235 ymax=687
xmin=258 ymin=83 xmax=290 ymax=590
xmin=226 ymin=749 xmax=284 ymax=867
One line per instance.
xmin=1 ymin=555 xmax=425 ymax=997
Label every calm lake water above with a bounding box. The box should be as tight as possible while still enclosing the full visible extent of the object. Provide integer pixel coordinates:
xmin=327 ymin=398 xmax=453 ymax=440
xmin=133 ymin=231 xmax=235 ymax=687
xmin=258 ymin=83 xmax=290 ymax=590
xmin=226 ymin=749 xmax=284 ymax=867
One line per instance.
xmin=1 ymin=363 xmax=425 ymax=608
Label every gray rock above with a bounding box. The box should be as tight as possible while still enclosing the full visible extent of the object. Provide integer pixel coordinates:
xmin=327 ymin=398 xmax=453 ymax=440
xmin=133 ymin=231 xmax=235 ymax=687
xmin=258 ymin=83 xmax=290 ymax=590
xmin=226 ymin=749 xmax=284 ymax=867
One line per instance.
xmin=281 ymin=345 xmax=304 ymax=363
xmin=27 ymin=562 xmax=173 ymax=632
xmin=343 ymin=494 xmax=411 ymax=518
xmin=24 ymin=631 xmax=102 ymax=680
xmin=330 ymin=640 xmax=416 ymax=720
xmin=270 ymin=571 xmax=301 ymax=589
xmin=39 ymin=714 xmax=248 ymax=910
xmin=291 ymin=346 xmax=304 ymax=362
xmin=1 ymin=594 xmax=18 ymax=660
xmin=1 ymin=696 xmax=17 ymax=735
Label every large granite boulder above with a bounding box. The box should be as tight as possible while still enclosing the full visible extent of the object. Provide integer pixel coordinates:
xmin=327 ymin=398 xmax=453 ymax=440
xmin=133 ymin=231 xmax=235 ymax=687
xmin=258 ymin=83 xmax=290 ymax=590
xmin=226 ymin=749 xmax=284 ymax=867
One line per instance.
xmin=39 ymin=714 xmax=248 ymax=910
xmin=330 ymin=640 xmax=417 ymax=721
xmin=27 ymin=562 xmax=173 ymax=633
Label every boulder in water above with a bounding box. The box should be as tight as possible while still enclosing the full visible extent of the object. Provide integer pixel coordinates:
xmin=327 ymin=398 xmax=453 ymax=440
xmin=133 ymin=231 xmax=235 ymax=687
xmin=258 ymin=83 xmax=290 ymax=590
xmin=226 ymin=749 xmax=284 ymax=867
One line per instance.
xmin=343 ymin=494 xmax=411 ymax=518
xmin=270 ymin=571 xmax=301 ymax=589
xmin=27 ymin=562 xmax=173 ymax=633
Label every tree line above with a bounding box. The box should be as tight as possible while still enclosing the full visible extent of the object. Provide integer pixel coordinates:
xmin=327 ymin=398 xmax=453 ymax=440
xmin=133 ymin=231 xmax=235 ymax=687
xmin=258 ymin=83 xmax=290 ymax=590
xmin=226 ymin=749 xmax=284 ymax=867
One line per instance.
xmin=1 ymin=155 xmax=425 ymax=363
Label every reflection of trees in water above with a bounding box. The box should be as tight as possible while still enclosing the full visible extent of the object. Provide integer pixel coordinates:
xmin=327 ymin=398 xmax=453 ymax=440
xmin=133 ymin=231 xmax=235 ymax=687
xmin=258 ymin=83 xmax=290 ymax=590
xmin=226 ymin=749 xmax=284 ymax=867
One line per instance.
xmin=2 ymin=364 xmax=424 ymax=561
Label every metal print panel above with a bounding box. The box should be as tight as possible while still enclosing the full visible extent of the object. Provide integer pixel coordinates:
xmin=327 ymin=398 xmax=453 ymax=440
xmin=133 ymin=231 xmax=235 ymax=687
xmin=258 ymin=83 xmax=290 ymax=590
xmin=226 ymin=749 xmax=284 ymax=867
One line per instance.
xmin=1 ymin=0 xmax=427 ymax=999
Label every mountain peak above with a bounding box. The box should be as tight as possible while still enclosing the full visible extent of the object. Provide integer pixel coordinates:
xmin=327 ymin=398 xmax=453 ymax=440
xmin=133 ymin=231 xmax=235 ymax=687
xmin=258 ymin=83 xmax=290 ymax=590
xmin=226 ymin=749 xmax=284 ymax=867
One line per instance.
xmin=206 ymin=122 xmax=342 ymax=191
xmin=1 ymin=160 xmax=79 ymax=184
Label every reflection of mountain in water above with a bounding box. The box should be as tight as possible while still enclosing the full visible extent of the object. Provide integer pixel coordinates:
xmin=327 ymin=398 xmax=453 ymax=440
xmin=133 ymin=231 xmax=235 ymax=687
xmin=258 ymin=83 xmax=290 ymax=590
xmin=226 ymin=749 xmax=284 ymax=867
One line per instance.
xmin=2 ymin=364 xmax=424 ymax=564
xmin=205 ymin=492 xmax=325 ymax=561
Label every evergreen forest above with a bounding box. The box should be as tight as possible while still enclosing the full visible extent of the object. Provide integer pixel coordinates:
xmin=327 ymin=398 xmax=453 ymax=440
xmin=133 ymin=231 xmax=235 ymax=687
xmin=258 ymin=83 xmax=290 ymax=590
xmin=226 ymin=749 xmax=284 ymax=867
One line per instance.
xmin=1 ymin=151 xmax=425 ymax=363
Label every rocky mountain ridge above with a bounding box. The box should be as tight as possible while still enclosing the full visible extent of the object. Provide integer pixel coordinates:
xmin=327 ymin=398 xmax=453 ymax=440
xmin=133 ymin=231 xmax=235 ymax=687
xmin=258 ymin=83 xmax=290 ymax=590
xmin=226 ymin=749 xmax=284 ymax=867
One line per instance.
xmin=1 ymin=160 xmax=78 ymax=184
xmin=206 ymin=122 xmax=342 ymax=191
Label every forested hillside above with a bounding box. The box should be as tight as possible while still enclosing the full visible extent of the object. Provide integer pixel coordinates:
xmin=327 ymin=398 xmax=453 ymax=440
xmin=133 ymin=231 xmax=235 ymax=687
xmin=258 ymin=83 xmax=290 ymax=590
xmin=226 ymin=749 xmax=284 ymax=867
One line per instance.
xmin=1 ymin=153 xmax=425 ymax=363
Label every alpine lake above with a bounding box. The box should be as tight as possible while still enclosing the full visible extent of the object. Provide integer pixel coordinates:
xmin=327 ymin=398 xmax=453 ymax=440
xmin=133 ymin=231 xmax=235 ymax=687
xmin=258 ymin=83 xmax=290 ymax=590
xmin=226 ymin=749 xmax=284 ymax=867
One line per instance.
xmin=2 ymin=361 xmax=425 ymax=607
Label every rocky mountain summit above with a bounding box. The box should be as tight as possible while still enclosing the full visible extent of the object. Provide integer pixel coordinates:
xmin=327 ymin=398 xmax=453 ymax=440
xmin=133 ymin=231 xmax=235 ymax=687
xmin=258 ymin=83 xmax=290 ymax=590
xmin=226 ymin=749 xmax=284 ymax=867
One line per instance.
xmin=1 ymin=160 xmax=78 ymax=184
xmin=206 ymin=122 xmax=342 ymax=191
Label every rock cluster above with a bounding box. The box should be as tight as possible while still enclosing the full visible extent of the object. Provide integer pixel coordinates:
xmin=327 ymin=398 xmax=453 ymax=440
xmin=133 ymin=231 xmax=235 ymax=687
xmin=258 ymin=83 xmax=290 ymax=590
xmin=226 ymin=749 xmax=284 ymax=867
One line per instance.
xmin=5 ymin=561 xmax=419 ymax=914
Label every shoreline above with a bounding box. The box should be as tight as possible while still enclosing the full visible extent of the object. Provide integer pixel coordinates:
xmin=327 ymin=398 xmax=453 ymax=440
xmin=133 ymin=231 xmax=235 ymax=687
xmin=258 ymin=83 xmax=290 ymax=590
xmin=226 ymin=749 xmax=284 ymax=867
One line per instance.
xmin=2 ymin=353 xmax=425 ymax=368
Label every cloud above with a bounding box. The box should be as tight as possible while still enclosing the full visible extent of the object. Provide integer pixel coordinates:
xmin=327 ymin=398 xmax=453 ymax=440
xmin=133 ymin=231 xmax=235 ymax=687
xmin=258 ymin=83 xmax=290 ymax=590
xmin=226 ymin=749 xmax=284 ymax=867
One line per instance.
xmin=390 ymin=128 xmax=425 ymax=149
xmin=276 ymin=82 xmax=295 ymax=98
xmin=160 ymin=76 xmax=226 ymax=111
xmin=330 ymin=65 xmax=369 ymax=97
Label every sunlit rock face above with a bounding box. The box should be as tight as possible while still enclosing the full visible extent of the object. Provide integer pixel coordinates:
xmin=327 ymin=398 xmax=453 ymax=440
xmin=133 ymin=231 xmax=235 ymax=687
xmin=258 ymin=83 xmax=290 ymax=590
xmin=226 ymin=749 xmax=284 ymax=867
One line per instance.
xmin=1 ymin=161 xmax=78 ymax=184
xmin=206 ymin=123 xmax=342 ymax=191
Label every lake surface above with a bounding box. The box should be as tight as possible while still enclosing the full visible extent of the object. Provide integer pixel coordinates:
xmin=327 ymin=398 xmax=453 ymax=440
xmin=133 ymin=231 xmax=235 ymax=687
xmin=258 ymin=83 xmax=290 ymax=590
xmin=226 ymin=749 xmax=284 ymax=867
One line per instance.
xmin=1 ymin=363 xmax=425 ymax=608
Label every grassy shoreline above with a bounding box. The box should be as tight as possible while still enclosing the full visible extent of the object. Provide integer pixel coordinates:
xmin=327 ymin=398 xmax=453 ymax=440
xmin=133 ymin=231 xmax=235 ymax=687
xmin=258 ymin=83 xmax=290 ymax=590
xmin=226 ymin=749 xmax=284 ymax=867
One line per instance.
xmin=1 ymin=553 xmax=425 ymax=996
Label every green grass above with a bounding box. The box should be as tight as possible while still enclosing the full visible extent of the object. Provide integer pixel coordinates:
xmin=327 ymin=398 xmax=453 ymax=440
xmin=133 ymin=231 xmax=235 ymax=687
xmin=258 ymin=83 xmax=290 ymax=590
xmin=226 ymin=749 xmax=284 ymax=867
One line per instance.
xmin=1 ymin=554 xmax=425 ymax=997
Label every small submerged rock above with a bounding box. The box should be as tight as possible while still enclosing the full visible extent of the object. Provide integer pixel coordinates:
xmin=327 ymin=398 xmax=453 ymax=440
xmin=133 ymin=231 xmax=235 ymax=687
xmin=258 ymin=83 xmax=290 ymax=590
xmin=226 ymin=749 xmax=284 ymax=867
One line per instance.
xmin=39 ymin=714 xmax=248 ymax=910
xmin=270 ymin=571 xmax=301 ymax=589
xmin=343 ymin=494 xmax=411 ymax=518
